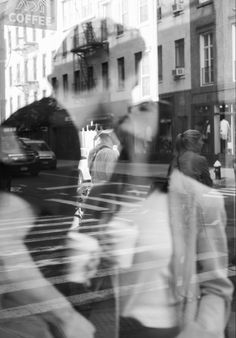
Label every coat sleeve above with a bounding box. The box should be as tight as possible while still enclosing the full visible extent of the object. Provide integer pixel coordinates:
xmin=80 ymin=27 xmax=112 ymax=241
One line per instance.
xmin=197 ymin=156 xmax=213 ymax=187
xmin=195 ymin=191 xmax=233 ymax=334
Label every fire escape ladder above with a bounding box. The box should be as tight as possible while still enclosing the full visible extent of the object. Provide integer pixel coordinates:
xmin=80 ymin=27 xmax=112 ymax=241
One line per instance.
xmin=82 ymin=21 xmax=97 ymax=46
xmin=79 ymin=54 xmax=89 ymax=90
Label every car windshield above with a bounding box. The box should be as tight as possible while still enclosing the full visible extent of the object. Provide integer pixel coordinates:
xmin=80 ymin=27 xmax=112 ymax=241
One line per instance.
xmin=27 ymin=142 xmax=50 ymax=151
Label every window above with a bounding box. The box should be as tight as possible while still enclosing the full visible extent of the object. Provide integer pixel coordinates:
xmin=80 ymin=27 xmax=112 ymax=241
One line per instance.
xmin=8 ymin=31 xmax=12 ymax=51
xmin=34 ymin=91 xmax=38 ymax=101
xmin=117 ymin=0 xmax=128 ymax=35
xmin=24 ymin=26 xmax=27 ymax=42
xmin=158 ymin=45 xmax=163 ymax=82
xmin=134 ymin=52 xmax=142 ymax=85
xmin=141 ymin=53 xmax=150 ymax=96
xmin=81 ymin=0 xmax=93 ymax=19
xmin=10 ymin=97 xmax=13 ymax=115
xmin=33 ymin=28 xmax=36 ymax=41
xmin=17 ymin=95 xmax=21 ymax=109
xmin=24 ymin=60 xmax=28 ymax=82
xmin=121 ymin=0 xmax=128 ymax=27
xmin=33 ymin=57 xmax=37 ymax=80
xmin=73 ymin=25 xmax=79 ymax=49
xmin=100 ymin=1 xmax=110 ymax=18
xmin=16 ymin=27 xmax=20 ymax=45
xmin=62 ymin=38 xmax=67 ymax=57
xmin=117 ymin=57 xmax=125 ymax=89
xmin=139 ymin=0 xmax=148 ymax=23
xmin=17 ymin=64 xmax=21 ymax=83
xmin=9 ymin=67 xmax=12 ymax=86
xmin=175 ymin=38 xmax=185 ymax=67
xmin=42 ymin=54 xmax=46 ymax=77
xmin=200 ymin=32 xmax=214 ymax=85
xmin=51 ymin=77 xmax=57 ymax=91
xmin=74 ymin=70 xmax=81 ymax=92
xmin=87 ymin=66 xmax=94 ymax=89
xmin=102 ymin=62 xmax=109 ymax=89
xmin=63 ymin=74 xmax=68 ymax=93
xmin=232 ymin=24 xmax=236 ymax=82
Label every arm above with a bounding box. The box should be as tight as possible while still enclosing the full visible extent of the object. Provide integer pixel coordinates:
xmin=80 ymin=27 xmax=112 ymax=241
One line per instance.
xmin=177 ymin=192 xmax=233 ymax=338
xmin=198 ymin=156 xmax=213 ymax=187
xmin=0 ymin=193 xmax=95 ymax=338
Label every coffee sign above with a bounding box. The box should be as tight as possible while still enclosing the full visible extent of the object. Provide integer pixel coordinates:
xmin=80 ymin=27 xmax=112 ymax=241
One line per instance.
xmin=4 ymin=0 xmax=57 ymax=30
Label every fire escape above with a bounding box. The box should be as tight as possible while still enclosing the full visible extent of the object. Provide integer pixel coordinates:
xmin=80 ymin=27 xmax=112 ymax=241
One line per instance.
xmin=71 ymin=20 xmax=109 ymax=91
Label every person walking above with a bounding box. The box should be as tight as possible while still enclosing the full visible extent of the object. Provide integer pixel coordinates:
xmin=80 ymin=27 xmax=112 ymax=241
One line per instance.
xmin=88 ymin=129 xmax=119 ymax=184
xmin=77 ymin=102 xmax=233 ymax=338
xmin=168 ymin=129 xmax=213 ymax=187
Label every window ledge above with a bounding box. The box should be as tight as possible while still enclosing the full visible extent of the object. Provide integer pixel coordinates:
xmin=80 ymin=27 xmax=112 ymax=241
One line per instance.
xmin=200 ymin=83 xmax=214 ymax=87
xmin=197 ymin=1 xmax=213 ymax=9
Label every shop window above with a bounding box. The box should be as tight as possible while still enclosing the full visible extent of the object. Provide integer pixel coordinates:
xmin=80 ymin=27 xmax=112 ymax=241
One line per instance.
xmin=200 ymin=32 xmax=214 ymax=85
xmin=117 ymin=57 xmax=125 ymax=89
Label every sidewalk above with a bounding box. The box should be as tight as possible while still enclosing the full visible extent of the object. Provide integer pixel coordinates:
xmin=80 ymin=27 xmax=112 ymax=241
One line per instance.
xmin=210 ymin=167 xmax=235 ymax=188
xmin=57 ymin=160 xmax=235 ymax=187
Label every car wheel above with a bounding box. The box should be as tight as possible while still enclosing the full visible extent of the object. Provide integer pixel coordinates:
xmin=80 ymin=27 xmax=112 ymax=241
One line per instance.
xmin=78 ymin=170 xmax=84 ymax=185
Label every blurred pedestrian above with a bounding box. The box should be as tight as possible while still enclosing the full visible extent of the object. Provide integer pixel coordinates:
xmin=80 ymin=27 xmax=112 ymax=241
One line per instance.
xmin=88 ymin=129 xmax=119 ymax=184
xmin=78 ymin=103 xmax=233 ymax=338
xmin=168 ymin=129 xmax=213 ymax=187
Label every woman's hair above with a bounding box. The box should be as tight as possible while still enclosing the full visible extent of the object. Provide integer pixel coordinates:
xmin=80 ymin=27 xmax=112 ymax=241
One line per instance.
xmin=175 ymin=129 xmax=202 ymax=154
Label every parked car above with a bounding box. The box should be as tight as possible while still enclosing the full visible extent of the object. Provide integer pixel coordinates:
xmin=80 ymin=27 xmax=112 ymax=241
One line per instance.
xmin=20 ymin=139 xmax=57 ymax=170
xmin=0 ymin=132 xmax=40 ymax=177
xmin=78 ymin=148 xmax=91 ymax=184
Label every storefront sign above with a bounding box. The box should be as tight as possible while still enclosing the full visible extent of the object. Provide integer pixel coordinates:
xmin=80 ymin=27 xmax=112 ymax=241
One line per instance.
xmin=4 ymin=0 xmax=57 ymax=30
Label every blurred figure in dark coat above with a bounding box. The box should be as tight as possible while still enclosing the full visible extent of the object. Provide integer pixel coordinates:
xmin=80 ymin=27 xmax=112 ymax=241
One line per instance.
xmin=168 ymin=129 xmax=213 ymax=187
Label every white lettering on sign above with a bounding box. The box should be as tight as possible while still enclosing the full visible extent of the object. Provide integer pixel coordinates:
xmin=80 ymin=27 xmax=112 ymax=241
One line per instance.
xmin=5 ymin=0 xmax=56 ymax=30
xmin=8 ymin=12 xmax=52 ymax=26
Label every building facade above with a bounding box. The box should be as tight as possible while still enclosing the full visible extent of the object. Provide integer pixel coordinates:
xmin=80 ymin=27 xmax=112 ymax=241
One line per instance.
xmin=50 ymin=0 xmax=160 ymax=158
xmin=190 ymin=0 xmax=236 ymax=165
xmin=157 ymin=0 xmax=192 ymax=159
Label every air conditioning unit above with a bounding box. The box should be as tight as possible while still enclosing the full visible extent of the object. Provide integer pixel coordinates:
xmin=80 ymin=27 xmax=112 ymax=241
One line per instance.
xmin=172 ymin=2 xmax=184 ymax=14
xmin=173 ymin=67 xmax=185 ymax=77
